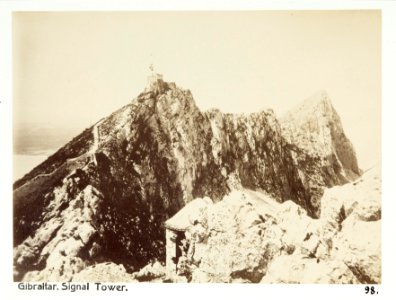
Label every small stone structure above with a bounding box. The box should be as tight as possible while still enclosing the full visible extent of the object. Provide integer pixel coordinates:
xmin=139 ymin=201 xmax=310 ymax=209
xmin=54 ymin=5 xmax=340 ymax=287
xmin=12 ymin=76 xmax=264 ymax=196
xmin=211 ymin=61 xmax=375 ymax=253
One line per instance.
xmin=147 ymin=73 xmax=163 ymax=86
xmin=145 ymin=73 xmax=167 ymax=94
xmin=164 ymin=211 xmax=189 ymax=278
xmin=164 ymin=197 xmax=212 ymax=278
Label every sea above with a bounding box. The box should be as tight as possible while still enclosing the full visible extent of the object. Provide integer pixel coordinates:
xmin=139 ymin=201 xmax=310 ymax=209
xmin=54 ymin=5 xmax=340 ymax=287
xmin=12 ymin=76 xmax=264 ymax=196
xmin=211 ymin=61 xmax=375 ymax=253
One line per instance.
xmin=13 ymin=153 xmax=52 ymax=182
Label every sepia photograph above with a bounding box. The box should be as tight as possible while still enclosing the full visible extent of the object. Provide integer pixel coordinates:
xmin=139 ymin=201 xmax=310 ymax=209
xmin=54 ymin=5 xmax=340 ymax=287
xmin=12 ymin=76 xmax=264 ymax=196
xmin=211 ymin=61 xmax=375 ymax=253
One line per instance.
xmin=11 ymin=10 xmax=381 ymax=285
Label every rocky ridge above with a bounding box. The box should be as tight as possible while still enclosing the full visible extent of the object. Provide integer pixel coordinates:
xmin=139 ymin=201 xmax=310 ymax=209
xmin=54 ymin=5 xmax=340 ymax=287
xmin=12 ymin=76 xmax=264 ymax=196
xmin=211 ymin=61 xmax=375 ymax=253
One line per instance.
xmin=13 ymin=76 xmax=364 ymax=282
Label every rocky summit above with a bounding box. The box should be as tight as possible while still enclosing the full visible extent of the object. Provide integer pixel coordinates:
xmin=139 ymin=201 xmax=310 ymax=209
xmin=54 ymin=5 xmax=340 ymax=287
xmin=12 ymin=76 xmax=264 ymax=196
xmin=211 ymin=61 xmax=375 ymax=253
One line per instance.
xmin=13 ymin=75 xmax=376 ymax=283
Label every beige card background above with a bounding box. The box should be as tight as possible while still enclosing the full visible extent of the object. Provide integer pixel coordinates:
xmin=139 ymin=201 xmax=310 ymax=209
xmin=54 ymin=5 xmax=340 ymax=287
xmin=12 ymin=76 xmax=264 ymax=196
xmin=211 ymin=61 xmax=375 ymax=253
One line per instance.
xmin=0 ymin=0 xmax=395 ymax=300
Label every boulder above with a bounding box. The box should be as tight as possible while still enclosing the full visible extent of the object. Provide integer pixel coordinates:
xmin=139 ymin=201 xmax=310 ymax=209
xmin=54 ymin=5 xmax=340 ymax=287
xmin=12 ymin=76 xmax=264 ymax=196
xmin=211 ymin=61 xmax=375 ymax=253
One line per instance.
xmin=261 ymin=253 xmax=358 ymax=284
xmin=332 ymin=216 xmax=381 ymax=283
xmin=72 ymin=262 xmax=137 ymax=282
xmin=321 ymin=166 xmax=381 ymax=227
xmin=24 ymin=256 xmax=86 ymax=281
xmin=191 ymin=191 xmax=283 ymax=283
xmin=132 ymin=261 xmax=166 ymax=281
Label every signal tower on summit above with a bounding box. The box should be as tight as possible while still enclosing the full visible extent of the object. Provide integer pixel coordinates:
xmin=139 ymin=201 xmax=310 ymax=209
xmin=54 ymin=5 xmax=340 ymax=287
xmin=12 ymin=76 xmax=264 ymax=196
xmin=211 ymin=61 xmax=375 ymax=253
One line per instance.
xmin=145 ymin=64 xmax=165 ymax=93
xmin=147 ymin=64 xmax=164 ymax=87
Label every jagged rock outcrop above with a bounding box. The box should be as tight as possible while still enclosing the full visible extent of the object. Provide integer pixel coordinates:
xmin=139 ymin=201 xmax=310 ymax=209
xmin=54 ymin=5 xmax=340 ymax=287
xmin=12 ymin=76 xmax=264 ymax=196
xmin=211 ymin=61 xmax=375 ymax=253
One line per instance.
xmin=177 ymin=167 xmax=380 ymax=283
xmin=13 ymin=76 xmax=362 ymax=281
xmin=183 ymin=191 xmax=325 ymax=283
xmin=280 ymin=91 xmax=361 ymax=215
xmin=189 ymin=191 xmax=284 ymax=283
xmin=14 ymin=181 xmax=104 ymax=281
xmin=281 ymin=91 xmax=360 ymax=177
xmin=322 ymin=166 xmax=381 ymax=284
xmin=261 ymin=166 xmax=381 ymax=284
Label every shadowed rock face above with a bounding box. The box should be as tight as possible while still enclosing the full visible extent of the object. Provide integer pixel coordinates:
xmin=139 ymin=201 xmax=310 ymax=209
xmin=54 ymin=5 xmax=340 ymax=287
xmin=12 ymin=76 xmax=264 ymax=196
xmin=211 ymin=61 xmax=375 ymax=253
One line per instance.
xmin=13 ymin=78 xmax=360 ymax=281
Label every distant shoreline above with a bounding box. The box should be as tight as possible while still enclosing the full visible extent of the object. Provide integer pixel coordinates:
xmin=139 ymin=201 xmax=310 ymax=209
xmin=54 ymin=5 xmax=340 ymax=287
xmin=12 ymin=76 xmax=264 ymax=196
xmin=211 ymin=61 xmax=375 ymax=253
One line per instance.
xmin=13 ymin=154 xmax=50 ymax=182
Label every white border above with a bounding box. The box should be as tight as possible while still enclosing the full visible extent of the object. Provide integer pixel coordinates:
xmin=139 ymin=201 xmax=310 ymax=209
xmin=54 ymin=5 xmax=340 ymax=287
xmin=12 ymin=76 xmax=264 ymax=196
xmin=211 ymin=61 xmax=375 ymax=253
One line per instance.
xmin=1 ymin=1 xmax=395 ymax=300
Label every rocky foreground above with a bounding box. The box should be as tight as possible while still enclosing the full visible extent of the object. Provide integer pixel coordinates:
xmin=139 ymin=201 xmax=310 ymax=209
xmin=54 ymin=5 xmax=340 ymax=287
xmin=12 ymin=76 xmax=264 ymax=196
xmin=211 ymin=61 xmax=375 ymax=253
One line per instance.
xmin=13 ymin=76 xmax=376 ymax=283
xmin=66 ymin=165 xmax=380 ymax=284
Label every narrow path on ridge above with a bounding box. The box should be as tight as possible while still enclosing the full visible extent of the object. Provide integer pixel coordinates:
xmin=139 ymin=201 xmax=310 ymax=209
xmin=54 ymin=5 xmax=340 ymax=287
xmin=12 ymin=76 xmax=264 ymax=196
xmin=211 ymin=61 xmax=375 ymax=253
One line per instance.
xmin=15 ymin=118 xmax=105 ymax=191
xmin=88 ymin=118 xmax=104 ymax=155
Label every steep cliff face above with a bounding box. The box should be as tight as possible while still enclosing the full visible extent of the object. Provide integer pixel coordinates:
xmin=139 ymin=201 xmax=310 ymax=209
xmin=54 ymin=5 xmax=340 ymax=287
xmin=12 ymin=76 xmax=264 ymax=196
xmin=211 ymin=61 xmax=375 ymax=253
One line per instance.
xmin=13 ymin=77 xmax=360 ymax=281
xmin=279 ymin=91 xmax=361 ymax=214
xmin=281 ymin=91 xmax=360 ymax=183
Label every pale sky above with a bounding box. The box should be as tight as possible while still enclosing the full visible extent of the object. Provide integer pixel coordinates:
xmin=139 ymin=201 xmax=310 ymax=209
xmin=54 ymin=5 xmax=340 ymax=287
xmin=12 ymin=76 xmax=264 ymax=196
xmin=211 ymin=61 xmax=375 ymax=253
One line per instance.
xmin=13 ymin=11 xmax=381 ymax=169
